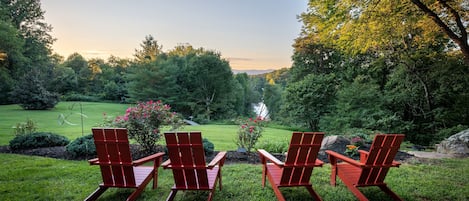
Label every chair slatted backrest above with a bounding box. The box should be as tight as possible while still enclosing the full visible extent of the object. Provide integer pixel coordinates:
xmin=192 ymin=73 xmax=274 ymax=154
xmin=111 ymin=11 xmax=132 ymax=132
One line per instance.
xmin=92 ymin=128 xmax=136 ymax=187
xmin=359 ymin=134 xmax=405 ymax=185
xmin=165 ymin=132 xmax=209 ymax=190
xmin=280 ymin=132 xmax=324 ymax=186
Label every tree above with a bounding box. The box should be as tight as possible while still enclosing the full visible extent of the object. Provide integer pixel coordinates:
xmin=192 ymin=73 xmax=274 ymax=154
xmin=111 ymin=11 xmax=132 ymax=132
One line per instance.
xmin=134 ymin=35 xmax=162 ymax=62
xmin=9 ymin=69 xmax=59 ymax=110
xmin=63 ymin=53 xmax=90 ymax=93
xmin=301 ymin=0 xmax=468 ymax=65
xmin=182 ymin=51 xmax=235 ymax=120
xmin=282 ymin=74 xmax=336 ymax=131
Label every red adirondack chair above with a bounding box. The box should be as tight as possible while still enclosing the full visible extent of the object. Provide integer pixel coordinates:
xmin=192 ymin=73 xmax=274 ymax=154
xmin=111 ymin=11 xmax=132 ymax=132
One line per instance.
xmin=258 ymin=132 xmax=325 ymax=201
xmin=326 ymin=134 xmax=405 ymax=201
xmin=162 ymin=132 xmax=227 ymax=201
xmin=85 ymin=128 xmax=164 ymax=201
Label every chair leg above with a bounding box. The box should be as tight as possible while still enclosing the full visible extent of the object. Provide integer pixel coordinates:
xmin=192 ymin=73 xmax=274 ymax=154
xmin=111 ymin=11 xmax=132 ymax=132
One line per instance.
xmin=271 ymin=185 xmax=286 ymax=201
xmin=305 ymin=185 xmax=322 ymax=201
xmin=379 ymin=185 xmax=403 ymax=201
xmin=207 ymin=189 xmax=216 ymax=201
xmin=261 ymin=165 xmax=267 ymax=188
xmin=84 ymin=186 xmax=108 ymax=201
xmin=153 ymin=169 xmax=158 ymax=189
xmin=218 ymin=170 xmax=223 ymax=190
xmin=346 ymin=186 xmax=369 ymax=201
xmin=166 ymin=189 xmax=178 ymax=201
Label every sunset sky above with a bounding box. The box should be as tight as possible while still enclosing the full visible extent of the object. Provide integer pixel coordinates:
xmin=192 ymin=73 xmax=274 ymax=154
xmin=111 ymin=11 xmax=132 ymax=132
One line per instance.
xmin=41 ymin=0 xmax=308 ymax=70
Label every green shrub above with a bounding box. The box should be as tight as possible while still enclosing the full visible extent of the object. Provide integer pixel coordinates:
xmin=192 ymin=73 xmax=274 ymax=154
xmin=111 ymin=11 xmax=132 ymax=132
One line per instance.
xmin=66 ymin=134 xmax=96 ymax=158
xmin=62 ymin=93 xmax=100 ymax=102
xmin=9 ymin=132 xmax=70 ymax=150
xmin=203 ymin=138 xmax=214 ymax=155
xmin=255 ymin=139 xmax=289 ymax=153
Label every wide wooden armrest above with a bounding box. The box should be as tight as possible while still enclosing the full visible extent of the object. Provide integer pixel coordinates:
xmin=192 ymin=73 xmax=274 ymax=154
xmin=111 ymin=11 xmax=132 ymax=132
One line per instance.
xmin=326 ymin=150 xmax=363 ymax=167
xmin=133 ymin=152 xmax=165 ymax=166
xmin=88 ymin=158 xmax=99 ymax=165
xmin=391 ymin=161 xmax=401 ymax=167
xmin=258 ymin=149 xmax=284 ymax=167
xmin=208 ymin=151 xmax=227 ymax=168
xmin=161 ymin=159 xmax=171 ymax=169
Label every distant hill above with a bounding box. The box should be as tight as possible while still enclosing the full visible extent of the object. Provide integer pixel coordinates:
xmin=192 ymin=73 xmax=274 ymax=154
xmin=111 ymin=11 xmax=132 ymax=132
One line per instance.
xmin=232 ymin=69 xmax=275 ymax=75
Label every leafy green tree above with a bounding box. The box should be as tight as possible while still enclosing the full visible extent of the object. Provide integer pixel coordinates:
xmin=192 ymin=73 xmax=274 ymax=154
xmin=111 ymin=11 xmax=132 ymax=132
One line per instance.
xmin=49 ymin=66 xmax=78 ymax=94
xmin=263 ymin=83 xmax=283 ymax=120
xmin=181 ymin=51 xmax=235 ymax=120
xmin=9 ymin=69 xmax=59 ymax=110
xmin=300 ymin=0 xmax=468 ymax=65
xmin=282 ymin=74 xmax=336 ymax=131
xmin=321 ymin=76 xmax=407 ymax=135
xmin=233 ymin=73 xmax=261 ymax=117
xmin=63 ymin=53 xmax=90 ymax=93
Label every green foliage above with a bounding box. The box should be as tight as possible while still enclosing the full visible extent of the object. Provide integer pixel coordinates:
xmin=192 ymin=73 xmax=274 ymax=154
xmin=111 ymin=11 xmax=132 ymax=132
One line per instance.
xmin=9 ymin=70 xmax=60 ymax=110
xmin=202 ymin=138 xmax=214 ymax=155
xmin=434 ymin=125 xmax=469 ymax=144
xmin=236 ymin=117 xmax=265 ymax=153
xmin=12 ymin=118 xmax=38 ymax=135
xmin=61 ymin=93 xmax=101 ymax=102
xmin=282 ymin=73 xmax=336 ymax=131
xmin=9 ymin=132 xmax=70 ymax=150
xmin=255 ymin=139 xmax=289 ymax=153
xmin=65 ymin=134 xmax=96 ymax=158
xmin=115 ymin=100 xmax=183 ymax=154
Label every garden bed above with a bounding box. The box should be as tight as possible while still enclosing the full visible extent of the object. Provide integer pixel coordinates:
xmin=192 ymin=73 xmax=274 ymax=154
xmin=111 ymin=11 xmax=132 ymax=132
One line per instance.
xmin=0 ymin=144 xmax=414 ymax=164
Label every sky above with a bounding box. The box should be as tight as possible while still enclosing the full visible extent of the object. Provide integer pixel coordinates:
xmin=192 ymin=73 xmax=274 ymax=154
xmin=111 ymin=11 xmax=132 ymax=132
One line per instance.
xmin=40 ymin=0 xmax=308 ymax=70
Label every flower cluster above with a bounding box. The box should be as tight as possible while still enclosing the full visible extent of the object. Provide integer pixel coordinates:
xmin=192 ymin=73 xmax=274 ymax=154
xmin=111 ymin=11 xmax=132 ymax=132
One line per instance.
xmin=236 ymin=116 xmax=265 ymax=153
xmin=115 ymin=100 xmax=183 ymax=154
xmin=345 ymin=144 xmax=359 ymax=157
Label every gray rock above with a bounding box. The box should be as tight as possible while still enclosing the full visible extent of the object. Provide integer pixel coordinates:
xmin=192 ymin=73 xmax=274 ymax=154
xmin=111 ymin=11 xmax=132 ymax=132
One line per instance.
xmin=436 ymin=129 xmax=469 ymax=156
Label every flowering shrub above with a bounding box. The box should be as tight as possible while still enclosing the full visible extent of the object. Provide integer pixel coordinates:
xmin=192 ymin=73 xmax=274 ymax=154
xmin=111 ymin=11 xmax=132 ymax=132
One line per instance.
xmin=115 ymin=100 xmax=183 ymax=154
xmin=345 ymin=144 xmax=359 ymax=157
xmin=236 ymin=116 xmax=265 ymax=153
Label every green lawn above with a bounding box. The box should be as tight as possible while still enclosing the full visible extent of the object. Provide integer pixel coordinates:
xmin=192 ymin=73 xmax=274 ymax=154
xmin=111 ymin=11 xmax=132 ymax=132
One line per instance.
xmin=0 ymin=102 xmax=129 ymax=145
xmin=0 ymin=102 xmax=292 ymax=150
xmin=0 ymin=153 xmax=467 ymax=201
xmin=1 ymin=102 xmax=468 ymax=200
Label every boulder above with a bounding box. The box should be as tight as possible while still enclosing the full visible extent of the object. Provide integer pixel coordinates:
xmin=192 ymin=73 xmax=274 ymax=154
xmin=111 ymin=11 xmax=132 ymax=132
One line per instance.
xmin=318 ymin=135 xmax=350 ymax=162
xmin=436 ymin=129 xmax=469 ymax=156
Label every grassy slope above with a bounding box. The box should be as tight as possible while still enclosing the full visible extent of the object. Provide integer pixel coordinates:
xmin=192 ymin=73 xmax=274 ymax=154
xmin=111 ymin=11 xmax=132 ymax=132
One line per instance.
xmin=0 ymin=153 xmax=467 ymax=201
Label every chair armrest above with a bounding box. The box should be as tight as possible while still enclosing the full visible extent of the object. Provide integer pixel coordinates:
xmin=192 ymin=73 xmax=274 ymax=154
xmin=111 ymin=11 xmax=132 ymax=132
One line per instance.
xmin=258 ymin=149 xmax=284 ymax=167
xmin=208 ymin=151 xmax=227 ymax=168
xmin=325 ymin=150 xmax=364 ymax=167
xmin=133 ymin=152 xmax=165 ymax=166
xmin=88 ymin=158 xmax=99 ymax=165
xmin=392 ymin=161 xmax=401 ymax=167
xmin=161 ymin=159 xmax=171 ymax=169
xmin=358 ymin=150 xmax=369 ymax=163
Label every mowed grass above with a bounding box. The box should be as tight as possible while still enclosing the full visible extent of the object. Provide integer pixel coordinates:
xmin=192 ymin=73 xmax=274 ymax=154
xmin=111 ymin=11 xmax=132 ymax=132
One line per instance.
xmin=0 ymin=102 xmax=130 ymax=145
xmin=1 ymin=102 xmax=469 ymax=200
xmin=0 ymin=102 xmax=292 ymax=149
xmin=0 ymin=153 xmax=468 ymax=201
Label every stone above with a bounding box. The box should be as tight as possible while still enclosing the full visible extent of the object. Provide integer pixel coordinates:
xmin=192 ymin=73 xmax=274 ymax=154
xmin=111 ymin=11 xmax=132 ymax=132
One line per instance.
xmin=436 ymin=129 xmax=469 ymax=156
xmin=318 ymin=135 xmax=351 ymax=162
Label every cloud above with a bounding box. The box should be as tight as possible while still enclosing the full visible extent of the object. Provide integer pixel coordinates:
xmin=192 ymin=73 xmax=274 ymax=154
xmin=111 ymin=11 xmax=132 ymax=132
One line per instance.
xmin=226 ymin=57 xmax=253 ymax=61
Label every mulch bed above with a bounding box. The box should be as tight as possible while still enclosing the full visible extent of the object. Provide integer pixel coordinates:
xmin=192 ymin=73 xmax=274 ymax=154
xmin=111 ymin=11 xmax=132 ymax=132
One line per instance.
xmin=0 ymin=145 xmax=415 ymax=164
